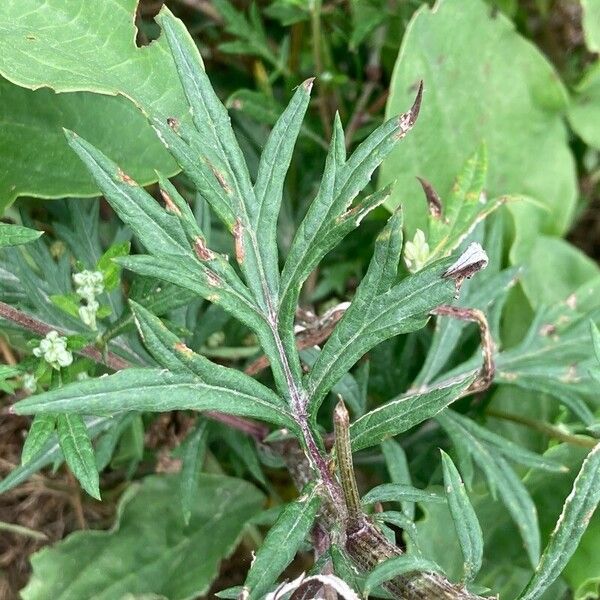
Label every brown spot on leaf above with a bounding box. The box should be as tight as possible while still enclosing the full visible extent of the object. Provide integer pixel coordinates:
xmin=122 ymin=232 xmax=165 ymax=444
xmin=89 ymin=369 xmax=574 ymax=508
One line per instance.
xmin=417 ymin=177 xmax=443 ymax=218
xmin=206 ymin=270 xmax=221 ymax=287
xmin=159 ymin=189 xmax=181 ymax=215
xmin=117 ymin=169 xmax=136 ymax=186
xmin=174 ymin=342 xmax=194 ymax=357
xmin=166 ymin=117 xmax=179 ymax=131
xmin=443 ymin=242 xmax=489 ymax=296
xmin=194 ymin=237 xmax=215 ymax=261
xmin=207 ymin=161 xmax=232 ymax=194
xmin=540 ymin=323 xmax=557 ymax=336
xmin=233 ymin=220 xmax=245 ymax=264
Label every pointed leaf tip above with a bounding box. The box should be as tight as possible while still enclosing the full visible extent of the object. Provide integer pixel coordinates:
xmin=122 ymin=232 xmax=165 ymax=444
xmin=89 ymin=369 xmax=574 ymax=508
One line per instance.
xmin=302 ymin=77 xmax=315 ymax=92
xmin=396 ymin=80 xmax=424 ymax=137
xmin=416 ymin=176 xmax=442 ymax=218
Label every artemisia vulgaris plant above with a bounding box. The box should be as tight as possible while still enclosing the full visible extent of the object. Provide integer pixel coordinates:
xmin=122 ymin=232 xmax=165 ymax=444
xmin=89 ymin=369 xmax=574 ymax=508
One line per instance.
xmin=1 ymin=8 xmax=599 ymax=600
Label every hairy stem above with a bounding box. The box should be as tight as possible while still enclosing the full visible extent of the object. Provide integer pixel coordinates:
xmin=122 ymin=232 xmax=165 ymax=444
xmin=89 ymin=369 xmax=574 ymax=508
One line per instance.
xmin=333 ymin=399 xmax=361 ymax=524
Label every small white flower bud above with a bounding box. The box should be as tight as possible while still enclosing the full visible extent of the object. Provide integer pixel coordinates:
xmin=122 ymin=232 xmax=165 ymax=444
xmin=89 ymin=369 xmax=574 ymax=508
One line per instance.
xmin=33 ymin=331 xmax=73 ymax=370
xmin=404 ymin=228 xmax=430 ymax=272
xmin=79 ymin=299 xmax=100 ymax=330
xmin=73 ymin=270 xmax=104 ymax=303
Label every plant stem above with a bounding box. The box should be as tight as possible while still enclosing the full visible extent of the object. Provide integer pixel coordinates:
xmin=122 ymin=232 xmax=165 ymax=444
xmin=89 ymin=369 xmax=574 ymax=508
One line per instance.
xmin=0 ymin=300 xmax=270 ymax=441
xmin=0 ymin=520 xmax=48 ymax=541
xmin=486 ymin=408 xmax=597 ymax=449
xmin=333 ymin=399 xmax=361 ymax=524
xmin=0 ymin=301 xmax=129 ymax=371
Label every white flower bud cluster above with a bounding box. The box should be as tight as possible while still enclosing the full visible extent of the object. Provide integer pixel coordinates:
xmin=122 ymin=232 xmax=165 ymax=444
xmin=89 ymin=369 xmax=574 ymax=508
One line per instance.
xmin=404 ymin=228 xmax=430 ymax=272
xmin=73 ymin=270 xmax=104 ymax=330
xmin=33 ymin=331 xmax=73 ymax=370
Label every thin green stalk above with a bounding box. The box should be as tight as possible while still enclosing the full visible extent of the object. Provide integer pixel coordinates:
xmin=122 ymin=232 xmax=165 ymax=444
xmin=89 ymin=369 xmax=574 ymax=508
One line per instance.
xmin=486 ymin=409 xmax=597 ymax=449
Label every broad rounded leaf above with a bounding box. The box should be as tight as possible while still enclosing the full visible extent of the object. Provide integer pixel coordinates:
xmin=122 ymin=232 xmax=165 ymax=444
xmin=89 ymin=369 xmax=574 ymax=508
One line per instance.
xmin=380 ymin=0 xmax=575 ymax=237
xmin=20 ymin=474 xmax=264 ymax=600
xmin=0 ymin=77 xmax=177 ymax=210
xmin=0 ymin=1 xmax=193 ymax=208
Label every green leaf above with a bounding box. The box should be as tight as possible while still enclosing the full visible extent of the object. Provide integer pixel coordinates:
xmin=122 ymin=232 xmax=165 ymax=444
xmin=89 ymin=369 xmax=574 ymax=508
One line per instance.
xmin=0 ymin=1 xmax=193 ymax=208
xmin=97 ymin=241 xmax=130 ymax=290
xmin=156 ymin=9 xmax=279 ymax=307
xmin=0 ymin=221 xmax=42 ymax=248
xmin=0 ymin=1 xmax=187 ymax=116
xmin=21 ymin=414 xmax=56 ymax=465
xmin=411 ymin=147 xmax=507 ymax=270
xmin=56 ymin=414 xmax=100 ymax=500
xmin=591 ymin=321 xmax=600 ymax=364
xmin=307 ymin=257 xmax=457 ymax=413
xmin=180 ymin=420 xmax=209 ymax=525
xmin=0 ymin=77 xmax=177 ymax=210
xmin=130 ymin=300 xmax=288 ymax=413
xmin=14 ymin=365 xmax=294 ymax=431
xmin=253 ymin=79 xmax=312 ymax=287
xmin=582 ymin=0 xmax=600 ymax=52
xmin=364 ymin=555 xmax=443 ymax=597
xmin=116 ymin=255 xmax=262 ymax=336
xmin=279 ymin=85 xmax=421 ymax=341
xmin=94 ymin=414 xmax=135 ymax=471
xmin=0 ymin=417 xmax=114 ymax=496
xmin=101 ymin=282 xmax=196 ymax=342
xmin=350 ymin=373 xmax=475 ymax=451
xmin=374 ymin=511 xmax=421 ymax=551
xmin=496 ymin=279 xmax=600 ymax=425
xmin=65 ymin=131 xmax=190 ymax=257
xmin=444 ymin=411 xmax=568 ymax=473
xmin=20 ymin=474 xmax=264 ymax=600
xmin=242 ymin=484 xmax=321 ymax=600
xmin=357 ymin=207 xmax=404 ymax=299
xmin=518 ymin=443 xmax=600 ymax=600
xmin=300 ymin=348 xmax=364 ymax=417
xmin=362 ymin=483 xmax=446 ymax=505
xmin=381 ymin=439 xmax=415 ymax=519
xmin=438 ymin=410 xmax=541 ymax=567
xmin=440 ymin=450 xmax=483 ymax=582
xmin=511 ymin=235 xmax=599 ymax=309
xmin=156 ymin=174 xmax=206 ymax=242
xmin=214 ymin=0 xmax=280 ymax=68
xmin=50 ymin=293 xmax=81 ymax=319
xmin=380 ymin=0 xmax=575 ymax=238
xmin=568 ymin=64 xmax=600 ymax=150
